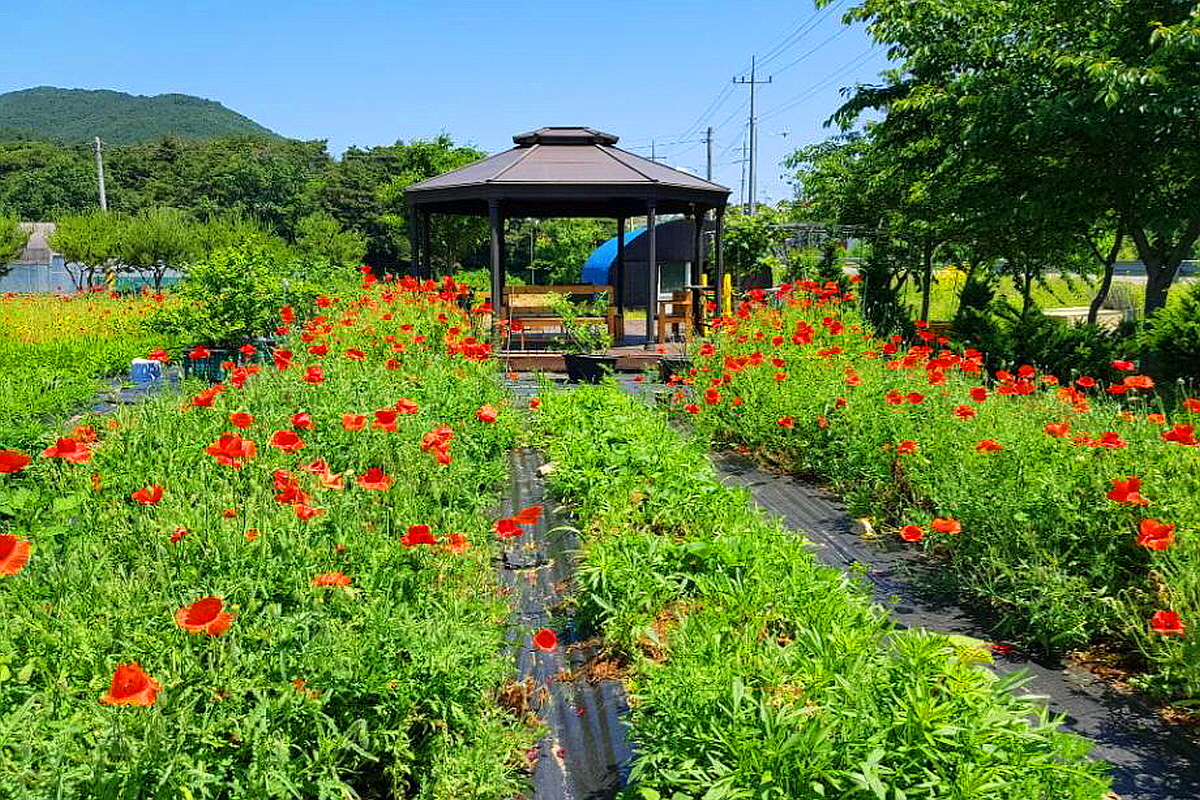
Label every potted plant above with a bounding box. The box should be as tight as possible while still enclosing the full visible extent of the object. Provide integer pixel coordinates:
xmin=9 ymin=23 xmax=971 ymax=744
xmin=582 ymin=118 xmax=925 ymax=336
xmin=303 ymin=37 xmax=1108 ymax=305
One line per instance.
xmin=547 ymin=293 xmax=616 ymax=383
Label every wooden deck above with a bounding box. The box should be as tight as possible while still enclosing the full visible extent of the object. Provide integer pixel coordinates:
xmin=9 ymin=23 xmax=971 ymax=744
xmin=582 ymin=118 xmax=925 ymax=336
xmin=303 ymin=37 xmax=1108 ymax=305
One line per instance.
xmin=497 ymin=319 xmax=689 ymax=372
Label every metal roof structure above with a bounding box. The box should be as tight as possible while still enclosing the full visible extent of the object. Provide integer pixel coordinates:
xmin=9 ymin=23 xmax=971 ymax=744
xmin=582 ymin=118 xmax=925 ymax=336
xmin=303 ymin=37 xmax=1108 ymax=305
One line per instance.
xmin=405 ymin=126 xmax=730 ymax=218
xmin=404 ymin=127 xmax=732 ymax=345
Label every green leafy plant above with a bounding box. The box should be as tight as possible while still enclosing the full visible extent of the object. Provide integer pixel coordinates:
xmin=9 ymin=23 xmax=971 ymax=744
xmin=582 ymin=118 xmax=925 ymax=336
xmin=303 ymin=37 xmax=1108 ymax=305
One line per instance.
xmin=546 ymin=293 xmax=612 ymax=355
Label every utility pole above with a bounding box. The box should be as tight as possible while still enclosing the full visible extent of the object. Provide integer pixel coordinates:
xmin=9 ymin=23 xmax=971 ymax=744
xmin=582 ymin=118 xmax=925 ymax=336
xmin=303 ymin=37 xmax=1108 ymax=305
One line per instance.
xmin=705 ymin=126 xmax=713 ymax=181
xmin=651 ymin=139 xmax=656 ymax=162
xmin=733 ymin=55 xmax=771 ymax=215
xmin=94 ymin=136 xmax=107 ymax=211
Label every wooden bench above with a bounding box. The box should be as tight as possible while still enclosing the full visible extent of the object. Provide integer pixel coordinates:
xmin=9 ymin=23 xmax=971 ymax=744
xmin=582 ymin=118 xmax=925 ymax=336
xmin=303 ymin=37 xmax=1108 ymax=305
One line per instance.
xmin=502 ymin=285 xmax=619 ymax=350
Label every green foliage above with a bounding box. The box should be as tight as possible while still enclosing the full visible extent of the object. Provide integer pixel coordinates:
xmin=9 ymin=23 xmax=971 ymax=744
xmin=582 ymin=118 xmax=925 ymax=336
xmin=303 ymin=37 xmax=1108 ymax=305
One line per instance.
xmin=0 ymin=87 xmax=279 ymax=144
xmin=150 ymin=241 xmax=351 ymax=347
xmin=0 ymin=215 xmax=29 ymax=269
xmin=683 ymin=287 xmax=1200 ymax=700
xmin=534 ymin=388 xmax=1111 ymax=799
xmin=1140 ymin=281 xmax=1200 ymax=386
xmin=512 ymin=218 xmax=615 ymax=285
xmin=723 ymin=208 xmax=781 ymax=281
xmin=0 ymin=141 xmax=95 ymax=220
xmin=294 ymin=211 xmax=367 ymax=269
xmin=117 ymin=207 xmax=200 ymax=289
xmin=48 ymin=209 xmax=123 ymax=289
xmin=545 ymin=293 xmax=612 ymax=354
xmin=0 ymin=290 xmax=532 ymax=796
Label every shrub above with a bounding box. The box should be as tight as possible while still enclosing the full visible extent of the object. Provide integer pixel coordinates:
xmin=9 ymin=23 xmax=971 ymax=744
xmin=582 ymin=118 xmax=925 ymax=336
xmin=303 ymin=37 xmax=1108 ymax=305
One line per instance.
xmin=1140 ymin=280 xmax=1200 ymax=387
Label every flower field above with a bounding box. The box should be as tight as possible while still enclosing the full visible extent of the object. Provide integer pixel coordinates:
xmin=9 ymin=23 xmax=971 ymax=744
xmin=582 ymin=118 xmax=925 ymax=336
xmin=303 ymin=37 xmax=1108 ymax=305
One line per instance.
xmin=674 ymin=282 xmax=1200 ymax=701
xmin=0 ymin=280 xmax=534 ymax=797
xmin=0 ymin=291 xmax=167 ymax=451
xmin=532 ymin=386 xmax=1111 ymax=798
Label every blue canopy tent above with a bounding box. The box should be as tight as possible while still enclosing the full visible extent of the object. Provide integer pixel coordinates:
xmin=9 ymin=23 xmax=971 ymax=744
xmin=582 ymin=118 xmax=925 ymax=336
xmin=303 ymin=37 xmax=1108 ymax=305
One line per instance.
xmin=581 ymin=228 xmax=646 ymax=286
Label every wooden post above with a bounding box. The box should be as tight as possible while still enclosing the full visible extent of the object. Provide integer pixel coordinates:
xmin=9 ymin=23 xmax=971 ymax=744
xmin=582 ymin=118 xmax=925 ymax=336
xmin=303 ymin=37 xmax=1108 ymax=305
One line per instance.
xmin=489 ymin=200 xmax=502 ymax=326
xmin=616 ymin=216 xmax=626 ymax=344
xmin=408 ymin=206 xmax=420 ymax=277
xmin=646 ymin=200 xmax=658 ymax=347
xmin=692 ymin=208 xmax=706 ymax=334
xmin=715 ymin=206 xmax=726 ymax=316
xmin=420 ymin=210 xmax=432 ymax=278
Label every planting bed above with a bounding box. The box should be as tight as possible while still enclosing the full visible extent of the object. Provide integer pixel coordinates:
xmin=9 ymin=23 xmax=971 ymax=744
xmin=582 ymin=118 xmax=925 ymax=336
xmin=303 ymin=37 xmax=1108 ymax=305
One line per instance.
xmin=0 ymin=279 xmax=536 ymax=797
xmin=673 ymin=282 xmax=1200 ymax=702
xmin=532 ymin=386 xmax=1111 ymax=799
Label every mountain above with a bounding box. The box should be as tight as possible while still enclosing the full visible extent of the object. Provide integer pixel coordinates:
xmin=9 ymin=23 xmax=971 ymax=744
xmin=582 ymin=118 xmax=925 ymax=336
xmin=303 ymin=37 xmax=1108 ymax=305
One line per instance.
xmin=0 ymin=87 xmax=282 ymax=144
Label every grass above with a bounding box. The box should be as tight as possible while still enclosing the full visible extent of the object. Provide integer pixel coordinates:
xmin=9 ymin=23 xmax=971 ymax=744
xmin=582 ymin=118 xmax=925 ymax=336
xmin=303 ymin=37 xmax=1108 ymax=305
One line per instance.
xmin=0 ymin=292 xmax=167 ymax=451
xmin=0 ymin=284 xmax=533 ymax=797
xmin=532 ymin=386 xmax=1111 ymax=799
xmin=677 ymin=284 xmax=1200 ymax=701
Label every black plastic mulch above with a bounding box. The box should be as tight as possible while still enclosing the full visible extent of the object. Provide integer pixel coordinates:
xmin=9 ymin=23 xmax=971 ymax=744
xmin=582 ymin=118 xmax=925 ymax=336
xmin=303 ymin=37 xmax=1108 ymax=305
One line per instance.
xmin=714 ymin=451 xmax=1200 ymax=800
xmin=497 ymin=448 xmax=633 ymax=800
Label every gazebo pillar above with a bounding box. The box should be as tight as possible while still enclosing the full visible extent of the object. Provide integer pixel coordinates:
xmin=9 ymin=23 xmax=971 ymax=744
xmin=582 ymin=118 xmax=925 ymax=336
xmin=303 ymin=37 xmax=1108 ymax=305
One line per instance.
xmin=408 ymin=206 xmax=420 ymax=277
xmin=692 ymin=207 xmax=706 ymax=335
xmin=420 ymin=210 xmax=432 ymax=278
xmin=615 ymin=217 xmax=626 ymax=343
xmin=645 ymin=200 xmax=658 ymax=348
xmin=488 ymin=199 xmax=504 ymax=325
xmin=715 ymin=205 xmax=726 ymax=317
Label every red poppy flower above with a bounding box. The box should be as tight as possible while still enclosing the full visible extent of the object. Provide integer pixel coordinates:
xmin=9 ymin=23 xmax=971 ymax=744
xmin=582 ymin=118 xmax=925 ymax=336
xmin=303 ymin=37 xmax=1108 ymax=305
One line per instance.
xmin=1111 ymin=359 xmax=1135 ymax=372
xmin=530 ymin=398 xmax=542 ymax=410
xmin=969 ymin=387 xmax=988 ymax=402
xmin=401 ymin=524 xmax=438 ymax=547
xmin=302 ymin=365 xmax=325 ymax=384
xmin=885 ymin=390 xmax=903 ymax=405
xmin=1184 ymin=398 xmax=1200 ymax=414
xmin=42 ymin=437 xmax=92 ymax=462
xmin=975 ymin=439 xmax=1003 ymax=453
xmin=905 ymin=391 xmax=925 ymax=405
xmin=270 ymin=431 xmax=304 ymax=453
xmin=1044 ymin=422 xmax=1070 ymax=437
xmin=777 ymin=416 xmax=795 ymax=429
xmin=374 ymin=408 xmax=398 ymax=433
xmin=0 ymin=534 xmax=31 ymax=575
xmin=447 ymin=531 xmax=470 ymax=555
xmin=704 ymin=389 xmax=721 ymax=405
xmin=188 ymin=346 xmax=211 ymax=360
xmin=953 ymin=405 xmax=976 ymax=419
xmin=1076 ymin=376 xmax=1096 ymax=389
xmin=685 ymin=403 xmax=700 ymax=416
xmin=245 ymin=529 xmax=259 ymax=541
xmin=313 ymin=571 xmax=350 ymax=588
xmin=99 ymin=662 xmax=162 ymax=706
xmin=309 ymin=344 xmax=328 ymax=357
xmin=931 ymin=518 xmax=961 ymax=535
xmin=174 ymin=596 xmax=234 ymax=636
xmin=476 ymin=404 xmax=499 ymax=423
xmin=190 ymin=386 xmax=224 ymax=409
xmin=315 ymin=296 xmax=333 ymax=308
xmin=170 ymin=527 xmax=187 ymax=544
xmin=229 ymin=411 xmax=254 ymax=429
xmin=896 ymin=441 xmax=919 ymax=454
xmin=1098 ymin=432 xmax=1127 ymax=450
xmin=1150 ymin=609 xmax=1184 ymax=635
xmin=131 ymin=485 xmax=164 ymax=505
xmin=148 ymin=347 xmax=170 ymax=364
xmin=495 ymin=519 xmax=523 ymax=539
xmin=206 ymin=433 xmax=257 ymax=468
xmin=1147 ymin=413 xmax=1166 ymax=425
xmin=773 ymin=372 xmax=787 ymax=383
xmin=1137 ymin=519 xmax=1175 ymax=551
xmin=357 ymin=467 xmax=393 ymax=491
xmin=1123 ymin=374 xmax=1155 ymax=391
xmin=1162 ymin=424 xmax=1198 ymax=446
xmin=900 ymin=525 xmax=924 ymax=542
xmin=273 ymin=348 xmax=294 ymax=371
xmin=294 ymin=504 xmax=323 ymax=521
xmin=291 ymin=412 xmax=314 ymax=430
xmin=344 ymin=348 xmax=366 ymax=361
xmin=532 ymin=628 xmax=558 ymax=652
xmin=0 ymin=450 xmax=31 ymax=473
xmin=342 ymin=414 xmax=366 ymax=432
xmin=1107 ymin=477 xmax=1148 ymax=505
xmin=280 ymin=305 xmax=295 ymax=323
xmin=512 ymin=504 xmax=543 ymax=524
xmin=395 ymin=397 xmax=419 ymax=416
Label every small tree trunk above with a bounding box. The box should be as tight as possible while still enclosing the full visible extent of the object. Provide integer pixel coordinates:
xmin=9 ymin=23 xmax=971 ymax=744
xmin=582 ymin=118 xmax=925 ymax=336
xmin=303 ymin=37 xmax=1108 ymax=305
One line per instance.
xmin=919 ymin=240 xmax=934 ymax=323
xmin=1087 ymin=227 xmax=1123 ymax=326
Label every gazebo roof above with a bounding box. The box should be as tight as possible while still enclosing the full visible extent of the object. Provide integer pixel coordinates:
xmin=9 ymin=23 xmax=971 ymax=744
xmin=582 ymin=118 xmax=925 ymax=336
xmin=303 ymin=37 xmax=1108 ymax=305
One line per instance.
xmin=405 ymin=127 xmax=730 ymax=218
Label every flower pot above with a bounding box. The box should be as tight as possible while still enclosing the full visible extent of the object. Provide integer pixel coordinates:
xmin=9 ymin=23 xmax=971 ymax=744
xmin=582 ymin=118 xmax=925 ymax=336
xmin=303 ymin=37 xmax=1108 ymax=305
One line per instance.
xmin=564 ymin=353 xmax=617 ymax=384
xmin=658 ymin=357 xmax=693 ymax=384
xmin=182 ymin=348 xmax=234 ymax=384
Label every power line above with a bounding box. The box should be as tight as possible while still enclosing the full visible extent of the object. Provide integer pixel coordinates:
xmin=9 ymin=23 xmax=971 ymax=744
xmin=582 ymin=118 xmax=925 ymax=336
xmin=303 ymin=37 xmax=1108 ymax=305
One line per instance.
xmin=679 ymin=83 xmax=736 ymax=140
xmin=758 ymin=49 xmax=877 ymax=122
xmin=771 ymin=27 xmax=849 ymax=76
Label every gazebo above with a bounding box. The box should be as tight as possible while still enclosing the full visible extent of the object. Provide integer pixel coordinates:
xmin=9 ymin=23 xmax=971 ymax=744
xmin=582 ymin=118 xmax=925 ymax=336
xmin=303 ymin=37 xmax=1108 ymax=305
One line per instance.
xmin=404 ymin=126 xmax=731 ymax=345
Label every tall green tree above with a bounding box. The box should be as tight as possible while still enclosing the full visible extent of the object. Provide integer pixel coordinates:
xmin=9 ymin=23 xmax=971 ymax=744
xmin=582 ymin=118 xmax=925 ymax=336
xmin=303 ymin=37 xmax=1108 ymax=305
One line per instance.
xmin=48 ymin=210 xmax=123 ymax=290
xmin=0 ymin=216 xmax=30 ymax=277
xmin=118 ymin=207 xmax=199 ymax=290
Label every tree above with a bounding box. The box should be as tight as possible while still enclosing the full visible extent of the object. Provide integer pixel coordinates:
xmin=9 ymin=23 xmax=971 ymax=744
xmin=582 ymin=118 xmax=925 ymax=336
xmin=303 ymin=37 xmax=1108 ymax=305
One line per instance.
xmin=117 ymin=207 xmax=199 ymax=291
xmin=48 ymin=210 xmax=123 ymax=290
xmin=0 ymin=216 xmax=30 ymax=278
xmin=822 ymin=0 xmax=1200 ymax=319
xmin=293 ymin=211 xmax=366 ymax=269
xmin=0 ymin=142 xmax=94 ymax=220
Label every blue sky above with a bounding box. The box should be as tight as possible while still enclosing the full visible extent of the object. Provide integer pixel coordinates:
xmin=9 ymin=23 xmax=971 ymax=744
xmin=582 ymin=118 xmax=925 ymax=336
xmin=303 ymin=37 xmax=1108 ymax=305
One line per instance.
xmin=5 ymin=0 xmax=889 ymax=202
